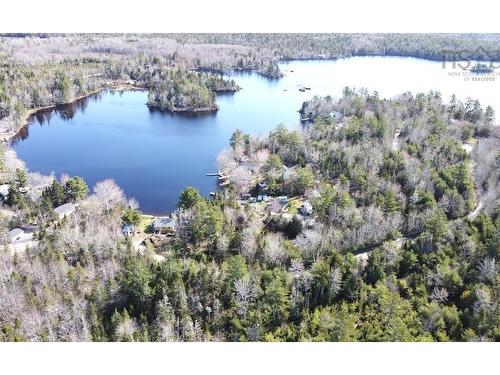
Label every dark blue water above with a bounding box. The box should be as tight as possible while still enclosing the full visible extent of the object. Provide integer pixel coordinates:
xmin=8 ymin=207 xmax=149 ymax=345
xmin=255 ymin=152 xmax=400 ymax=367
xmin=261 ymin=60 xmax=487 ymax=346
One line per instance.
xmin=12 ymin=73 xmax=304 ymax=214
xmin=12 ymin=58 xmax=499 ymax=214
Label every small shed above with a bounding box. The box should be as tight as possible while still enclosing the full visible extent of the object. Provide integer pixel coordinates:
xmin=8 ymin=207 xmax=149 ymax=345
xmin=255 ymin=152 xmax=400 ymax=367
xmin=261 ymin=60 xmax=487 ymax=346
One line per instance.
xmin=330 ymin=111 xmax=343 ymax=123
xmin=300 ymin=201 xmax=313 ymax=216
xmin=0 ymin=184 xmax=9 ymax=201
xmin=257 ymin=182 xmax=267 ymax=192
xmin=54 ymin=203 xmax=77 ymax=220
xmin=277 ymin=196 xmax=288 ymax=204
xmin=122 ymin=223 xmax=135 ymax=237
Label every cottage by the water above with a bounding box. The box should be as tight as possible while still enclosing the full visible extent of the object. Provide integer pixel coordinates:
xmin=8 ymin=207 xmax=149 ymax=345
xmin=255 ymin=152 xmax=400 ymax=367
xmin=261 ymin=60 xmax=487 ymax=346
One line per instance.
xmin=153 ymin=216 xmax=176 ymax=235
xmin=54 ymin=203 xmax=77 ymax=220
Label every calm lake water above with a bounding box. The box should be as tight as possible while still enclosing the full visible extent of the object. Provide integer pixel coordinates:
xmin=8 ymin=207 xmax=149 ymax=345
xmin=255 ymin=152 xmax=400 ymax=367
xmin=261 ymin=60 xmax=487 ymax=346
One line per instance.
xmin=12 ymin=57 xmax=499 ymax=214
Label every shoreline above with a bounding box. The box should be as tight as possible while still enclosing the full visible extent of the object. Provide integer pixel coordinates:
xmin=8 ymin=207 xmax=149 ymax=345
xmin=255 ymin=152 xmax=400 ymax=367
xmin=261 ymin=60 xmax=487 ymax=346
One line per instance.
xmin=146 ymin=103 xmax=219 ymax=113
xmin=3 ymin=54 xmax=495 ymax=144
xmin=1 ymin=82 xmax=145 ymax=144
xmin=0 ymin=80 xmax=240 ymax=144
xmin=2 ymin=53 xmax=464 ymax=144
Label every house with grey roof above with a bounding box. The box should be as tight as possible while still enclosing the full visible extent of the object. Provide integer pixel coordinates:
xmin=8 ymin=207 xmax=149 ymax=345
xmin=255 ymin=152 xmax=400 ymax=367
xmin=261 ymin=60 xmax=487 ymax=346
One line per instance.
xmin=122 ymin=223 xmax=135 ymax=237
xmin=54 ymin=203 xmax=77 ymax=220
xmin=8 ymin=228 xmax=34 ymax=244
xmin=153 ymin=216 xmax=176 ymax=235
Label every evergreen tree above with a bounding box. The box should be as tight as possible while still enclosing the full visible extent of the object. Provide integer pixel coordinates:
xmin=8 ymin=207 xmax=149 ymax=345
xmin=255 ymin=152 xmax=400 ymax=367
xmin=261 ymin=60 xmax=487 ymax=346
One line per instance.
xmin=178 ymin=186 xmax=201 ymax=209
xmin=64 ymin=176 xmax=89 ymax=201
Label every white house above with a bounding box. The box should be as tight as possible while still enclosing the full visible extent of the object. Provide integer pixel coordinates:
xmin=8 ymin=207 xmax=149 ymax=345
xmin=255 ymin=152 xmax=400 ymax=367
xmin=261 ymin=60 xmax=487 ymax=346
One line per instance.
xmin=54 ymin=203 xmax=77 ymax=220
xmin=8 ymin=228 xmax=34 ymax=244
xmin=0 ymin=184 xmax=9 ymax=201
xmin=300 ymin=201 xmax=313 ymax=216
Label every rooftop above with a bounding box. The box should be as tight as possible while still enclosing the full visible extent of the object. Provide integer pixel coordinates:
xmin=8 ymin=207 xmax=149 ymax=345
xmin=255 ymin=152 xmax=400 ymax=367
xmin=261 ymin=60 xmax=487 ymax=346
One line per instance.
xmin=8 ymin=228 xmax=34 ymax=244
xmin=0 ymin=184 xmax=10 ymax=196
xmin=54 ymin=203 xmax=76 ymax=215
xmin=153 ymin=217 xmax=176 ymax=228
xmin=8 ymin=228 xmax=24 ymax=238
xmin=302 ymin=201 xmax=313 ymax=210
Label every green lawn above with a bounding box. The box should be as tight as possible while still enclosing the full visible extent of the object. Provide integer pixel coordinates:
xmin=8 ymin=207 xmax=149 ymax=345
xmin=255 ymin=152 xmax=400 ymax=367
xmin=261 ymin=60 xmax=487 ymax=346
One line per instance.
xmin=139 ymin=214 xmax=154 ymax=233
xmin=286 ymin=197 xmax=303 ymax=214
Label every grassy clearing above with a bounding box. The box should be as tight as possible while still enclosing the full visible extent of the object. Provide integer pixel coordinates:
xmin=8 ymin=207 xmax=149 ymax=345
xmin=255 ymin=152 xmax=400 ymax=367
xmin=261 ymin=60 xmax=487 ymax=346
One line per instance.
xmin=138 ymin=214 xmax=154 ymax=233
xmin=286 ymin=197 xmax=303 ymax=214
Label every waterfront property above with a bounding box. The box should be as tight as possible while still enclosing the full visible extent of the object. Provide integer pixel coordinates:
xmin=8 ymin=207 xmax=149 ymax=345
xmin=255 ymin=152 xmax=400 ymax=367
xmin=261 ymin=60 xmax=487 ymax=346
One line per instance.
xmin=54 ymin=203 xmax=77 ymax=220
xmin=11 ymin=57 xmax=499 ymax=214
xmin=153 ymin=216 xmax=176 ymax=235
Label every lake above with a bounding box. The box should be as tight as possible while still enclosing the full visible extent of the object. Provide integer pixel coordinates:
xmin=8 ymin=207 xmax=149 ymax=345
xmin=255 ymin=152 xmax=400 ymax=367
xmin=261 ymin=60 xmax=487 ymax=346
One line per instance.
xmin=12 ymin=57 xmax=499 ymax=214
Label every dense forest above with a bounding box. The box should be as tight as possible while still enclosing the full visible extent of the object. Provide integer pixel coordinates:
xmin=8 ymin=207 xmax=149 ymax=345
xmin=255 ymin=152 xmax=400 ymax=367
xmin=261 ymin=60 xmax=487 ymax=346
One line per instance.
xmin=147 ymin=69 xmax=238 ymax=112
xmin=0 ymin=87 xmax=498 ymax=341
xmin=172 ymin=33 xmax=500 ymax=61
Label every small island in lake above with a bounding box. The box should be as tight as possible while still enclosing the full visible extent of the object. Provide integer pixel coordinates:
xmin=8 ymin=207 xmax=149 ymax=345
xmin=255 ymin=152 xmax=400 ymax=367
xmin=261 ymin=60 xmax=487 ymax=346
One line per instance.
xmin=146 ymin=70 xmax=239 ymax=113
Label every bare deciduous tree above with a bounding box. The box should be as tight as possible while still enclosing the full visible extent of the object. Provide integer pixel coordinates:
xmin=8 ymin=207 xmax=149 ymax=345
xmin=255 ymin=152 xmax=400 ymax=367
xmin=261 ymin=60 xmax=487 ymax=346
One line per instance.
xmin=231 ymin=166 xmax=252 ymax=193
xmin=329 ymin=267 xmax=342 ymax=300
xmin=477 ymin=257 xmax=496 ymax=283
xmin=234 ymin=277 xmax=253 ymax=318
xmin=127 ymin=197 xmax=140 ymax=210
xmin=216 ymin=148 xmax=238 ymax=174
xmin=430 ymin=287 xmax=449 ymax=304
xmin=92 ymin=179 xmax=126 ymax=212
xmin=263 ymin=233 xmax=286 ymax=265
xmin=294 ymin=229 xmax=323 ymax=263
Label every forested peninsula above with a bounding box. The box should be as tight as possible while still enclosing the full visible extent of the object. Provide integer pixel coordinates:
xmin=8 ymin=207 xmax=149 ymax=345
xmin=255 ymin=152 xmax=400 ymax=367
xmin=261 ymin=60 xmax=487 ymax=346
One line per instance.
xmin=1 ymin=86 xmax=498 ymax=341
